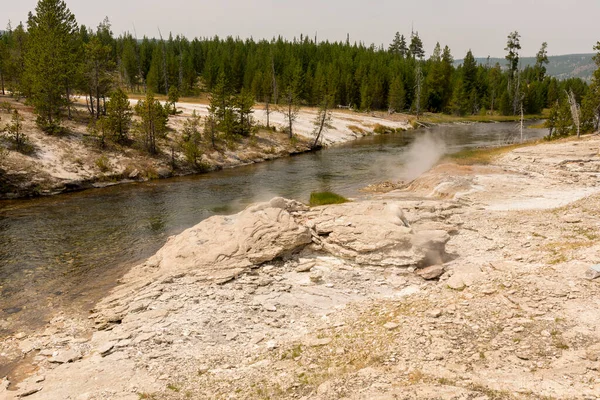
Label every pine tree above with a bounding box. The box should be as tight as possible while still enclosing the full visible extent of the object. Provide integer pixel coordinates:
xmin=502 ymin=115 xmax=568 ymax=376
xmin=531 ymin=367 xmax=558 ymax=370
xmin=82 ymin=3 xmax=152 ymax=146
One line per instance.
xmin=505 ymin=31 xmax=522 ymax=115
xmin=84 ymin=35 xmax=116 ymax=118
xmin=388 ymin=77 xmax=406 ymax=112
xmin=234 ymin=88 xmax=254 ymax=136
xmin=462 ymin=50 xmax=478 ymax=114
xmin=180 ymin=110 xmax=203 ymax=167
xmin=135 ymin=91 xmax=168 ymax=154
xmin=208 ymin=72 xmax=235 ymax=138
xmin=0 ymin=32 xmax=6 ymax=95
xmin=389 ymin=32 xmax=408 ymax=57
xmin=281 ymin=66 xmax=302 ymax=138
xmin=409 ymin=32 xmax=425 ymax=60
xmin=167 ymin=86 xmax=180 ymax=115
xmin=105 ymin=88 xmax=133 ymax=143
xmin=204 ymin=114 xmax=218 ymax=149
xmin=4 ymin=109 xmax=27 ymax=150
xmin=581 ymin=42 xmax=600 ymax=133
xmin=535 ymin=42 xmax=549 ymax=81
xmin=24 ymin=0 xmax=78 ymax=132
xmin=2 ymin=23 xmax=27 ymax=97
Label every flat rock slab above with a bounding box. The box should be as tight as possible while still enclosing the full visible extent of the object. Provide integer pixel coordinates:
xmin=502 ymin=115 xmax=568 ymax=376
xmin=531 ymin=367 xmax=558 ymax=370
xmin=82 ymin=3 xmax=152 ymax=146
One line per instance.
xmin=49 ymin=349 xmax=82 ymax=364
xmin=303 ymin=337 xmax=332 ymax=347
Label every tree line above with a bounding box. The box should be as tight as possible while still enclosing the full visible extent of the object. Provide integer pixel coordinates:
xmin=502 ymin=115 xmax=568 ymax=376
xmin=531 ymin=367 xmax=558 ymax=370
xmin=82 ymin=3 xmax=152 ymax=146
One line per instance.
xmin=0 ymin=0 xmax=599 ymax=141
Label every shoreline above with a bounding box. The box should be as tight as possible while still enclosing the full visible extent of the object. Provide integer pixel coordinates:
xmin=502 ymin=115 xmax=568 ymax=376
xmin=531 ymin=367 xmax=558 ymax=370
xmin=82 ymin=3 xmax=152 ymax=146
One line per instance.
xmin=0 ymin=96 xmax=413 ymax=201
xmin=2 ymin=133 xmax=599 ymax=399
xmin=0 ymin=94 xmax=546 ymax=201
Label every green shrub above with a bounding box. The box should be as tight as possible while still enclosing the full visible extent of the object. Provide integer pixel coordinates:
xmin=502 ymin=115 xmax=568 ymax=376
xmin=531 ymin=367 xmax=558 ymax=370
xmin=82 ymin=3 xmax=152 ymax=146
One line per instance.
xmin=309 ymin=191 xmax=349 ymax=206
xmin=95 ymin=155 xmax=111 ymax=172
xmin=373 ymin=123 xmax=395 ymax=134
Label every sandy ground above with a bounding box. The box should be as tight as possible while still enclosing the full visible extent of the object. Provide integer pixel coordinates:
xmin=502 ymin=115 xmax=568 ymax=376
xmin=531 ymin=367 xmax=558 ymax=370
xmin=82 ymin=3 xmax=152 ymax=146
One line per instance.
xmin=0 ymin=96 xmax=412 ymax=199
xmin=1 ymin=135 xmax=600 ymax=399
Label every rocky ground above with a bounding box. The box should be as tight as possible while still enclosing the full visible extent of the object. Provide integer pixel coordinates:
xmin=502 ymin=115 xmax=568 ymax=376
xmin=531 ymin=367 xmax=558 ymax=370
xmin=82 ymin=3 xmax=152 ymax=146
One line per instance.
xmin=1 ymin=136 xmax=600 ymax=399
xmin=0 ymin=95 xmax=411 ymax=199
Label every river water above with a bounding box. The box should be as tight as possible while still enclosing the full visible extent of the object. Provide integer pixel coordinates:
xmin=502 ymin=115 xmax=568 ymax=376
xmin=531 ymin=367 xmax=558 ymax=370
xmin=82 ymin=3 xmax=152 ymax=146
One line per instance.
xmin=0 ymin=122 xmax=547 ymax=336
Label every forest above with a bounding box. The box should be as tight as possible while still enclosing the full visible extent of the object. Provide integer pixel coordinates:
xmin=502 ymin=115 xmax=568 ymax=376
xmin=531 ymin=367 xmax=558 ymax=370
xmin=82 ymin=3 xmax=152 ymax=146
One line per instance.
xmin=0 ymin=0 xmax=599 ymax=144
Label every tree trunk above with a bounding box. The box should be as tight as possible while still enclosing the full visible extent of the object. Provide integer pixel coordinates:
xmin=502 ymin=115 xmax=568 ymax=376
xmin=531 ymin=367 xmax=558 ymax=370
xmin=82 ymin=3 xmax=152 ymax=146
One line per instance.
xmin=66 ymin=80 xmax=72 ymax=120
xmin=0 ymin=68 xmax=4 ymax=95
xmin=88 ymin=92 xmax=95 ymax=116
xmin=95 ymin=65 xmax=101 ymax=119
xmin=312 ymin=111 xmax=326 ymax=149
xmin=520 ymin=104 xmax=524 ymax=143
xmin=265 ymin=99 xmax=270 ymax=129
xmin=288 ymin=102 xmax=293 ymax=138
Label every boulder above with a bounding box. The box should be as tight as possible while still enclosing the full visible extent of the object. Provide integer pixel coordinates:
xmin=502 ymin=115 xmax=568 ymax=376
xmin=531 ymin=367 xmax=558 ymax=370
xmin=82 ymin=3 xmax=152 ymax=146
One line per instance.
xmin=142 ymin=198 xmax=312 ymax=282
xmin=128 ymin=169 xmax=140 ymax=179
xmin=156 ymin=167 xmax=172 ymax=179
xmin=307 ymin=201 xmax=450 ymax=268
xmin=585 ymin=264 xmax=600 ymax=280
xmin=417 ymin=265 xmax=445 ymax=280
xmin=446 ymin=264 xmax=484 ymax=290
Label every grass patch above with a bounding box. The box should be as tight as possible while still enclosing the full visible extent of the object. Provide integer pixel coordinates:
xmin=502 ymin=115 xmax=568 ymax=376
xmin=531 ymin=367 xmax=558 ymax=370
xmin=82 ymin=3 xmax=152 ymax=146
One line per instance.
xmin=420 ymin=110 xmax=547 ymax=124
xmin=348 ymin=125 xmax=367 ymax=135
xmin=95 ymin=155 xmax=111 ymax=172
xmin=166 ymin=383 xmax=180 ymax=392
xmin=309 ymin=191 xmax=349 ymax=206
xmin=446 ymin=141 xmax=540 ymax=165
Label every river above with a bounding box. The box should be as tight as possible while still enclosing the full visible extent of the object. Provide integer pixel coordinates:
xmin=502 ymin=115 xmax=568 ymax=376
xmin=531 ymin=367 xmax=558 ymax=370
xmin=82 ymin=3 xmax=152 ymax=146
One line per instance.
xmin=0 ymin=122 xmax=547 ymax=336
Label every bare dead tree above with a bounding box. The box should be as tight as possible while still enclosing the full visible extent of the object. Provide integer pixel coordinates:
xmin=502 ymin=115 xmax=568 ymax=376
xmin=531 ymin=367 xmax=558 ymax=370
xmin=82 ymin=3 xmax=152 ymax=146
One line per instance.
xmin=414 ymin=61 xmax=423 ymax=119
xmin=566 ymin=89 xmax=581 ymax=138
xmin=520 ymin=103 xmax=524 ymax=143
xmin=312 ymin=96 xmax=333 ymax=149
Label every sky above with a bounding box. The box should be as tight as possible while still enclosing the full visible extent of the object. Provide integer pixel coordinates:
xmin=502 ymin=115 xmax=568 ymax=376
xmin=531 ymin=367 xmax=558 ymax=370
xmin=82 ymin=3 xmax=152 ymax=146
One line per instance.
xmin=3 ymin=0 xmax=599 ymax=58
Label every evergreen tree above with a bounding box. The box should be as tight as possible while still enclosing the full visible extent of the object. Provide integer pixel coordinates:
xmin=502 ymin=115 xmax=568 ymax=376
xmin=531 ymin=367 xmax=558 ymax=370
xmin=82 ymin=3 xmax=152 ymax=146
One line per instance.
xmin=505 ymin=31 xmax=522 ymax=115
xmin=87 ymin=115 xmax=109 ymax=148
xmin=389 ymin=33 xmax=408 ymax=57
xmin=0 ymin=31 xmax=7 ymax=94
xmin=180 ymin=110 xmax=203 ymax=167
xmin=234 ymin=88 xmax=254 ymax=136
xmin=462 ymin=50 xmax=479 ymax=114
xmin=105 ymin=88 xmax=133 ymax=143
xmin=281 ymin=66 xmax=302 ymax=138
xmin=1 ymin=23 xmax=27 ymax=97
xmin=581 ymin=42 xmax=600 ymax=132
xmin=167 ymin=86 xmax=180 ymax=115
xmin=24 ymin=0 xmax=78 ymax=132
xmin=534 ymin=42 xmax=549 ymax=81
xmin=505 ymin=31 xmax=521 ymax=79
xmin=409 ymin=32 xmax=425 ymax=60
xmin=487 ymin=63 xmax=503 ymax=113
xmin=135 ymin=91 xmax=168 ymax=154
xmin=3 ymin=109 xmax=27 ymax=150
xmin=388 ymin=76 xmax=406 ymax=112
xmin=208 ymin=72 xmax=235 ymax=138
xmin=84 ymin=35 xmax=116 ymax=118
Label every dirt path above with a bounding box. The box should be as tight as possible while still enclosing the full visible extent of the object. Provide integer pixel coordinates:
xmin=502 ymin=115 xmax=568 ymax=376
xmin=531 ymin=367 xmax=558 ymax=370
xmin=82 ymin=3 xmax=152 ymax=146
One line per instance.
xmin=2 ymin=136 xmax=600 ymax=399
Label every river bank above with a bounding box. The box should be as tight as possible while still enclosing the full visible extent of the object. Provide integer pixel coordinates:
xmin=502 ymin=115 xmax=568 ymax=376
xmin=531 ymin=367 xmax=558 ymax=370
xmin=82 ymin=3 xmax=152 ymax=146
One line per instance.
xmin=0 ymin=95 xmax=412 ymax=200
xmin=2 ymin=133 xmax=599 ymax=399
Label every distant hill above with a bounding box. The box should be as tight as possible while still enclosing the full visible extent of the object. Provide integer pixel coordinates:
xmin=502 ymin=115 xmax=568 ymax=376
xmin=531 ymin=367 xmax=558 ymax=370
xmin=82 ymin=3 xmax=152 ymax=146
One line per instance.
xmin=454 ymin=54 xmax=596 ymax=81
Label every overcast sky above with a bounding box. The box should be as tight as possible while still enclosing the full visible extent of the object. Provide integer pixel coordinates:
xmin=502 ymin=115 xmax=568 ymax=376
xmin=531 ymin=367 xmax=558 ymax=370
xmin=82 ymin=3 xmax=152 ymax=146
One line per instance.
xmin=4 ymin=0 xmax=599 ymax=58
